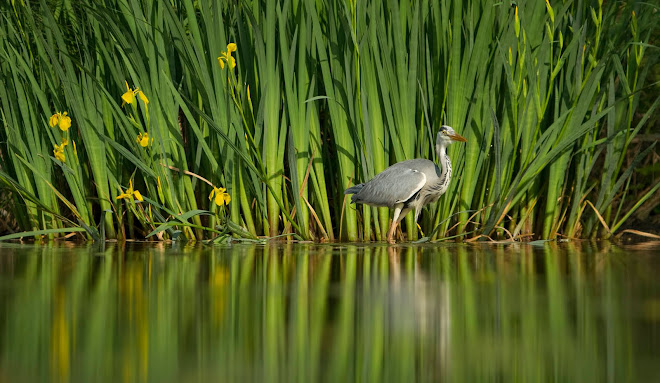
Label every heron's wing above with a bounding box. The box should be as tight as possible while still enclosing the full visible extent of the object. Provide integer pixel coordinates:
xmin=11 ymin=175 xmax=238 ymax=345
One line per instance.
xmin=356 ymin=165 xmax=427 ymax=207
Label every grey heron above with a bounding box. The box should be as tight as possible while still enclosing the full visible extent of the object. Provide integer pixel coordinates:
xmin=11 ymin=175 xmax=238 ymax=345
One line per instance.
xmin=344 ymin=125 xmax=467 ymax=244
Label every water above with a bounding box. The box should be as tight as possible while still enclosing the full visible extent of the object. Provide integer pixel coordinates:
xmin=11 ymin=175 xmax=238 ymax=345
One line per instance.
xmin=1 ymin=241 xmax=659 ymax=382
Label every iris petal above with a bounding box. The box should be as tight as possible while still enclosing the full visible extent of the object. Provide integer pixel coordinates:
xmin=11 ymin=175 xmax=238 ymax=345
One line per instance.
xmin=133 ymin=190 xmax=143 ymax=202
xmin=59 ymin=115 xmax=71 ymax=131
xmin=49 ymin=114 xmax=59 ymax=127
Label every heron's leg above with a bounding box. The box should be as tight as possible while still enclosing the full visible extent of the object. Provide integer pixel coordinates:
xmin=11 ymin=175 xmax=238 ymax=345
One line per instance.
xmin=387 ymin=204 xmax=404 ymax=244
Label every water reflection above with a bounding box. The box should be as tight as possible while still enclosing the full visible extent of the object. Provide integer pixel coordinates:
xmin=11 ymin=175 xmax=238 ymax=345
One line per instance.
xmin=0 ymin=241 xmax=659 ymax=382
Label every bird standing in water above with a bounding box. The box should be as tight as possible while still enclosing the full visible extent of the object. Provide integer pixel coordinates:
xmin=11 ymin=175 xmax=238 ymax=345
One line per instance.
xmin=344 ymin=125 xmax=467 ymax=244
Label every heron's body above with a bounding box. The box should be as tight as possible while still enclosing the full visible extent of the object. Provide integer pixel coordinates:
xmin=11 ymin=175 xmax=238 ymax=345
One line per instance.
xmin=345 ymin=125 xmax=465 ymax=244
xmin=346 ymin=157 xmax=452 ymax=219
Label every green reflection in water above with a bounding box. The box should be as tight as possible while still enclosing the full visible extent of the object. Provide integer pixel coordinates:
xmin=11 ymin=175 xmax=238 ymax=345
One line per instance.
xmin=1 ymin=242 xmax=659 ymax=382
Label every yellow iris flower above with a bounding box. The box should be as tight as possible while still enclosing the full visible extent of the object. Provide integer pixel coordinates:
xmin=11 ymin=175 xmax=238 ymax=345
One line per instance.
xmin=53 ymin=144 xmax=65 ymax=162
xmin=121 ymin=81 xmax=149 ymax=108
xmin=136 ymin=132 xmax=152 ymax=147
xmin=138 ymin=90 xmax=149 ymax=107
xmin=49 ymin=114 xmax=59 ymax=128
xmin=52 ymin=138 xmax=68 ymax=162
xmin=121 ymin=82 xmax=136 ymax=105
xmin=49 ymin=111 xmax=72 ymax=132
xmin=209 ymin=186 xmax=231 ymax=206
xmin=217 ymin=43 xmax=237 ymax=70
xmin=116 ymin=179 xmax=144 ymax=202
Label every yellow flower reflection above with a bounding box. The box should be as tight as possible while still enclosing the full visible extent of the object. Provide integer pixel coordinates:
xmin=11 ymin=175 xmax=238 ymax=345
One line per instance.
xmin=209 ymin=186 xmax=231 ymax=206
xmin=50 ymin=287 xmax=70 ymax=383
xmin=116 ymin=179 xmax=144 ymax=202
xmin=136 ymin=132 xmax=152 ymax=147
xmin=217 ymin=43 xmax=237 ymax=70
xmin=49 ymin=111 xmax=72 ymax=131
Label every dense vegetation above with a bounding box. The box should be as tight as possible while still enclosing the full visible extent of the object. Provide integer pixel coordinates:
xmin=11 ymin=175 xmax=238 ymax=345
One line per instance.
xmin=0 ymin=0 xmax=658 ymax=242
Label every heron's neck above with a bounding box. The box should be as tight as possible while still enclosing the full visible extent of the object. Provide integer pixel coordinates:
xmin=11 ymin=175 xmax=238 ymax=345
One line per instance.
xmin=436 ymin=143 xmax=449 ymax=176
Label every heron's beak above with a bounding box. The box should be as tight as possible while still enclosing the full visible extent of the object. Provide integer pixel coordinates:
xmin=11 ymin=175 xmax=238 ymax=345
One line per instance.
xmin=449 ymin=133 xmax=467 ymax=142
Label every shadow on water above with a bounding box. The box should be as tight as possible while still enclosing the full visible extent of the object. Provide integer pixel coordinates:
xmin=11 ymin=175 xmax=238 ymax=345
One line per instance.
xmin=0 ymin=241 xmax=659 ymax=382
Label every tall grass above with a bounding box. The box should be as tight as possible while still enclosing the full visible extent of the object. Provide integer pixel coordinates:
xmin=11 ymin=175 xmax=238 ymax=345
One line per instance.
xmin=0 ymin=0 xmax=657 ymax=242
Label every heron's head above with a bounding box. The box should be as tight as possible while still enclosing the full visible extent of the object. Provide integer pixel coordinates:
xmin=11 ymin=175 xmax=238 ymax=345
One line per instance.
xmin=437 ymin=125 xmax=467 ymax=147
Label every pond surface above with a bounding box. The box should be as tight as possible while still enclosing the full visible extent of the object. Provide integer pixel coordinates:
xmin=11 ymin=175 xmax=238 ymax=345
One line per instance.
xmin=0 ymin=241 xmax=659 ymax=382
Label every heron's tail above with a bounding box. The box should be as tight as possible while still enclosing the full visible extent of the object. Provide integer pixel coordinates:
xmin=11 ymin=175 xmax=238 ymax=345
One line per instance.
xmin=344 ymin=184 xmax=364 ymax=204
xmin=344 ymin=184 xmax=363 ymax=195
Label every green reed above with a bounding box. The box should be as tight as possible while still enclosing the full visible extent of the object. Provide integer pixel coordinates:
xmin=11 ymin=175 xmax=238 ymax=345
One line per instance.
xmin=0 ymin=0 xmax=657 ymax=242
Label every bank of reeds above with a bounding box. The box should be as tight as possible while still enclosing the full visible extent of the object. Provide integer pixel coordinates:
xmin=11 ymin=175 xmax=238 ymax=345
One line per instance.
xmin=0 ymin=0 xmax=658 ymax=242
